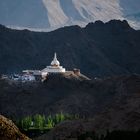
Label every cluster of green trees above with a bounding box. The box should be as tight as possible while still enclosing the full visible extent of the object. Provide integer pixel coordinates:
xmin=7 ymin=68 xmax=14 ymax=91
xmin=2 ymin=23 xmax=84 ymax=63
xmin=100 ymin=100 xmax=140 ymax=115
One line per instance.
xmin=17 ymin=112 xmax=79 ymax=131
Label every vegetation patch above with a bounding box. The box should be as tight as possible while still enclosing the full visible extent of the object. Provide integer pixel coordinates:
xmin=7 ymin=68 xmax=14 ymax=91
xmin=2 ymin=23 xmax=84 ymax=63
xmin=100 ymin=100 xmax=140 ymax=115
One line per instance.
xmin=16 ymin=113 xmax=79 ymax=137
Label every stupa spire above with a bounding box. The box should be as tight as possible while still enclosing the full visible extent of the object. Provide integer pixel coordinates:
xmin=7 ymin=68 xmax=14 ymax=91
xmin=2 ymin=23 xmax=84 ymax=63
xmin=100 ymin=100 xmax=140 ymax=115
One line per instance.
xmin=51 ymin=52 xmax=60 ymax=66
xmin=54 ymin=52 xmax=57 ymax=60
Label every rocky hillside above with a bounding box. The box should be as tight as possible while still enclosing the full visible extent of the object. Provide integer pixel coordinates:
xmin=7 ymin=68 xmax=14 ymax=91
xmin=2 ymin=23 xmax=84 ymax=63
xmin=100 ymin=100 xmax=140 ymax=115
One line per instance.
xmin=35 ymin=118 xmax=140 ymax=140
xmin=0 ymin=20 xmax=140 ymax=78
xmin=1 ymin=74 xmax=140 ymax=139
xmin=34 ymin=75 xmax=140 ymax=140
xmin=0 ymin=74 xmax=140 ymax=119
xmin=0 ymin=115 xmax=30 ymax=140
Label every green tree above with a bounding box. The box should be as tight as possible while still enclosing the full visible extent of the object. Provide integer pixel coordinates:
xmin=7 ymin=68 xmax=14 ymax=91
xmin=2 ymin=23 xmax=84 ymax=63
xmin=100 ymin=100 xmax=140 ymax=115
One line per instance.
xmin=47 ymin=115 xmax=55 ymax=129
xmin=54 ymin=112 xmax=66 ymax=124
xmin=42 ymin=115 xmax=46 ymax=127
xmin=21 ymin=116 xmax=32 ymax=130
xmin=60 ymin=112 xmax=65 ymax=122
xmin=55 ymin=113 xmax=60 ymax=124
xmin=34 ymin=114 xmax=46 ymax=129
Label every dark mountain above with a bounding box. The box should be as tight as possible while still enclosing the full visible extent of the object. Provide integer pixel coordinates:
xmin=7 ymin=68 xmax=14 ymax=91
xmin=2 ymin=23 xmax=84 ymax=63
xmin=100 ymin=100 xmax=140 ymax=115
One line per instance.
xmin=0 ymin=20 xmax=140 ymax=78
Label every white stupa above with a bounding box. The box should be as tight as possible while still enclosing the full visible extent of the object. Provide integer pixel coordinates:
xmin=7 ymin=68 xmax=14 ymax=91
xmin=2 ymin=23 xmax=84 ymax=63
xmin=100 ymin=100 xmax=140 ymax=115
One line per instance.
xmin=41 ymin=53 xmax=66 ymax=76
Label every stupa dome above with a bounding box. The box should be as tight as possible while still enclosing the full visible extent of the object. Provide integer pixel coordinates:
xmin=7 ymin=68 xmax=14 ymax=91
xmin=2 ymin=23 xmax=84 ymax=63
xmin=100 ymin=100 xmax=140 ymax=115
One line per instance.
xmin=51 ymin=53 xmax=60 ymax=66
xmin=41 ymin=52 xmax=65 ymax=75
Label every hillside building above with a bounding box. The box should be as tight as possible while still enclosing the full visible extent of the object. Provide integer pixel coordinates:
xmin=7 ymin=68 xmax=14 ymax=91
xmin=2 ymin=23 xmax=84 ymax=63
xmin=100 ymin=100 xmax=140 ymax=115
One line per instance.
xmin=41 ymin=53 xmax=66 ymax=76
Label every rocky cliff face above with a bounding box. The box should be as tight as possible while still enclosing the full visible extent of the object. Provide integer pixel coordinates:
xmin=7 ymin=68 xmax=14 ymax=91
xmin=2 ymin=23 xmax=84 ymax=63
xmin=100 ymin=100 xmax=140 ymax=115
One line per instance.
xmin=0 ymin=115 xmax=30 ymax=140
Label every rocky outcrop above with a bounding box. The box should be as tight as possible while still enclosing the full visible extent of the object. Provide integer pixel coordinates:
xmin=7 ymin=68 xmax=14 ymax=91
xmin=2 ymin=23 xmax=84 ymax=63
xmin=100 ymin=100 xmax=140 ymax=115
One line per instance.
xmin=0 ymin=115 xmax=31 ymax=140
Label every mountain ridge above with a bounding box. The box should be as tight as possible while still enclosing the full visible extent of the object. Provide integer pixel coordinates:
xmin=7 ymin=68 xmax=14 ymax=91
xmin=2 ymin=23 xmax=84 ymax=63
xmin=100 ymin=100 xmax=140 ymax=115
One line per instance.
xmin=0 ymin=20 xmax=140 ymax=77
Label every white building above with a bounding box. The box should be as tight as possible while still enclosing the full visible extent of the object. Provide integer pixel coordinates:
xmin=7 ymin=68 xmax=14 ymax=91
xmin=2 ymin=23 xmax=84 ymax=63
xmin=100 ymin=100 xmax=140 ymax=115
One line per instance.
xmin=23 ymin=53 xmax=66 ymax=79
xmin=41 ymin=53 xmax=65 ymax=76
xmin=22 ymin=70 xmax=41 ymax=76
xmin=21 ymin=74 xmax=36 ymax=81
